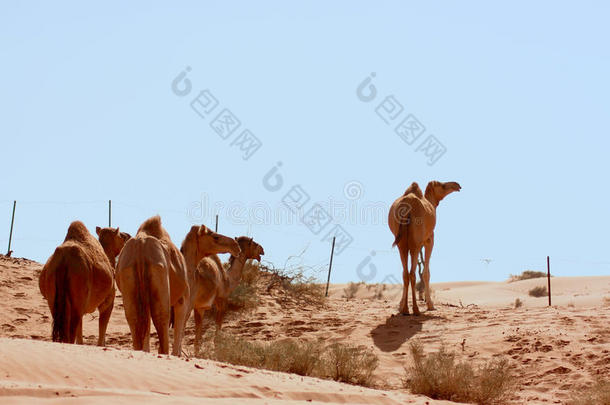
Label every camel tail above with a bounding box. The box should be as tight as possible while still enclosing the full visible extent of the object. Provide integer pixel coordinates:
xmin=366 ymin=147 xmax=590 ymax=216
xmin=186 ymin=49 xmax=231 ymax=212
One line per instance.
xmin=392 ymin=213 xmax=410 ymax=248
xmin=133 ymin=258 xmax=151 ymax=349
xmin=51 ymin=255 xmax=71 ymax=343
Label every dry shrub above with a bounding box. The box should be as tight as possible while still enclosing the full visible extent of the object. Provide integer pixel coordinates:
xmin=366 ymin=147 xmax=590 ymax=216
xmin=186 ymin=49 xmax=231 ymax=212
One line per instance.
xmin=569 ymin=378 xmax=610 ymax=405
xmin=261 ymin=263 xmax=325 ymax=306
xmin=198 ymin=333 xmax=378 ymax=387
xmin=528 ymin=285 xmax=548 ymax=297
xmin=372 ymin=284 xmax=384 ymax=300
xmin=509 ymin=270 xmax=548 ymax=282
xmin=322 ymin=343 xmax=378 ymax=386
xmin=404 ymin=342 xmax=515 ymax=404
xmin=514 ymin=298 xmax=523 ymax=308
xmin=343 ymin=282 xmax=360 ymax=300
xmin=603 ymin=296 xmax=610 ymax=307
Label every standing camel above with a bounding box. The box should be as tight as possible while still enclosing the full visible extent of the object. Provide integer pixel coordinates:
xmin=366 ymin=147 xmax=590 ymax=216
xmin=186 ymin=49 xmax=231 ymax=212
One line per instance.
xmin=39 ymin=221 xmax=115 ymax=345
xmin=116 ymin=216 xmax=189 ymax=356
xmin=191 ymin=236 xmax=264 ymax=352
xmin=96 ymin=226 xmax=131 ymax=268
xmin=388 ymin=181 xmax=461 ymax=315
xmin=179 ymin=225 xmax=241 ymax=350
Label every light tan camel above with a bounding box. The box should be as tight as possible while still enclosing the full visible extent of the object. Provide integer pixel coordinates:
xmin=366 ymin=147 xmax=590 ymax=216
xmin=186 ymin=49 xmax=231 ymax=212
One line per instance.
xmin=180 ymin=225 xmax=241 ymax=350
xmin=116 ymin=216 xmax=189 ymax=356
xmin=38 ymin=221 xmax=115 ymax=345
xmin=96 ymin=226 xmax=131 ymax=268
xmin=191 ymin=236 xmax=263 ymax=352
xmin=388 ymin=181 xmax=461 ymax=315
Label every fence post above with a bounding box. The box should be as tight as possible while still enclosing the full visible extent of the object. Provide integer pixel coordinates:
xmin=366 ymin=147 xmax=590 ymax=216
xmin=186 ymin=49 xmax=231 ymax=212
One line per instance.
xmin=215 ymin=214 xmax=219 ymax=232
xmin=325 ymin=236 xmax=336 ymax=297
xmin=6 ymin=201 xmax=16 ymax=256
xmin=108 ymin=200 xmax=112 ymax=227
xmin=547 ymin=256 xmax=551 ymax=306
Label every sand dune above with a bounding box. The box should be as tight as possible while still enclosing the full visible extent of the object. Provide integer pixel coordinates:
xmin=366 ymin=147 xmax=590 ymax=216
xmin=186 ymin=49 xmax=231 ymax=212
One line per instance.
xmin=1 ymin=255 xmax=609 ymax=404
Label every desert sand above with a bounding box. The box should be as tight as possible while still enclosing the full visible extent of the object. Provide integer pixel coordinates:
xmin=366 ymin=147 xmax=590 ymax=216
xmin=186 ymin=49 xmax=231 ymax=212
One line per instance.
xmin=1 ymin=254 xmax=609 ymax=404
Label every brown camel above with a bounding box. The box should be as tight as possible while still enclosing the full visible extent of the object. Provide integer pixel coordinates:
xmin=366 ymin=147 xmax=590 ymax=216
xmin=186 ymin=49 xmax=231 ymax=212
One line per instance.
xmin=115 ymin=216 xmax=189 ymax=356
xmin=191 ymin=236 xmax=263 ymax=352
xmin=38 ymin=221 xmax=115 ymax=345
xmin=388 ymin=181 xmax=461 ymax=315
xmin=96 ymin=226 xmax=131 ymax=268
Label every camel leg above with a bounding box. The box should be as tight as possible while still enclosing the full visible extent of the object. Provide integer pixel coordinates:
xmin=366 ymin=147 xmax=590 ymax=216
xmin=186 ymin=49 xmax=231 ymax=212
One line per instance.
xmin=150 ymin=301 xmax=170 ymax=355
xmin=214 ymin=298 xmax=227 ymax=335
xmin=423 ymin=236 xmax=435 ymax=310
xmin=75 ymin=317 xmax=83 ymax=344
xmin=171 ymin=295 xmax=188 ymax=357
xmin=398 ymin=247 xmax=410 ymax=315
xmin=409 ymin=249 xmax=420 ymax=316
xmin=193 ymin=307 xmax=206 ymax=354
xmin=97 ymin=292 xmax=114 ymax=346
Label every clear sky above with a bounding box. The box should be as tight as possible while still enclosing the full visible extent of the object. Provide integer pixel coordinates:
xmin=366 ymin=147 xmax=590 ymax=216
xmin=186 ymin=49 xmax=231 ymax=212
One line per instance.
xmin=1 ymin=1 xmax=609 ymax=283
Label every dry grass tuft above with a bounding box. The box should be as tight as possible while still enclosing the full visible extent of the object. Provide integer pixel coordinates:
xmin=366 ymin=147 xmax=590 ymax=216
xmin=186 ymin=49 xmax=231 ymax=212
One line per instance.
xmin=404 ymin=342 xmax=515 ymax=404
xmin=514 ymin=298 xmax=523 ymax=308
xmin=198 ymin=333 xmax=378 ymax=387
xmin=343 ymin=282 xmax=361 ymax=300
xmin=323 ymin=343 xmax=379 ymax=386
xmin=509 ymin=270 xmax=548 ymax=282
xmin=569 ymin=378 xmax=610 ymax=405
xmin=528 ymin=285 xmax=548 ymax=297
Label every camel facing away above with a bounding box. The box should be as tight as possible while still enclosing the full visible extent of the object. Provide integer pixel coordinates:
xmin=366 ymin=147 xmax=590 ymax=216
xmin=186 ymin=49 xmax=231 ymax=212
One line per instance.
xmin=96 ymin=226 xmax=131 ymax=268
xmin=116 ymin=216 xmax=189 ymax=356
xmin=38 ymin=221 xmax=115 ymax=345
xmin=388 ymin=181 xmax=461 ymax=315
xmin=191 ymin=236 xmax=264 ymax=352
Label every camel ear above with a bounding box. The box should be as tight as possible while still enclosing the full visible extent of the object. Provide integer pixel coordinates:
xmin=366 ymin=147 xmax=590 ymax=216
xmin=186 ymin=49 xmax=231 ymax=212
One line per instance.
xmin=114 ymin=227 xmax=120 ymax=235
xmin=96 ymin=226 xmax=101 ymax=236
xmin=193 ymin=225 xmax=202 ymax=235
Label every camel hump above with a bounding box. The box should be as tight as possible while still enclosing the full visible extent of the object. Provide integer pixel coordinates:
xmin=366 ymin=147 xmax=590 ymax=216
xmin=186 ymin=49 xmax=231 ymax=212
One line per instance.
xmin=137 ymin=215 xmax=165 ymax=239
xmin=196 ymin=257 xmax=223 ymax=283
xmin=403 ymin=182 xmax=423 ymax=198
xmin=64 ymin=221 xmax=91 ymax=243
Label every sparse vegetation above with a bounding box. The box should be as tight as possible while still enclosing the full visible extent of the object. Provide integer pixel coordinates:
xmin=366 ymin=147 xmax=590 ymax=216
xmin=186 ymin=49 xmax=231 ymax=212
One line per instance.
xmin=324 ymin=343 xmax=379 ymax=386
xmin=514 ymin=298 xmax=523 ymax=308
xmin=197 ymin=332 xmax=378 ymax=387
xmin=528 ymin=285 xmax=548 ymax=297
xmin=568 ymin=378 xmax=610 ymax=405
xmin=404 ymin=342 xmax=515 ymax=404
xmin=261 ymin=263 xmax=325 ymax=306
xmin=342 ymin=282 xmax=361 ymax=300
xmin=509 ymin=270 xmax=548 ymax=282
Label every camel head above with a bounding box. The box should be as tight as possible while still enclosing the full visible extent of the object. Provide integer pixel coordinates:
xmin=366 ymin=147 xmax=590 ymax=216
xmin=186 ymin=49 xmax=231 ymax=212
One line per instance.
xmin=424 ymin=181 xmax=461 ymax=207
xmin=96 ymin=226 xmax=131 ymax=260
xmin=235 ymin=236 xmax=264 ymax=262
xmin=186 ymin=225 xmax=241 ymax=257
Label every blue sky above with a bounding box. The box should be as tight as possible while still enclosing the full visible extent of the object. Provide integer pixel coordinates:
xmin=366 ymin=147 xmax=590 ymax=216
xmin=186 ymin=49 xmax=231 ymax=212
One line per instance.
xmin=1 ymin=1 xmax=609 ymax=283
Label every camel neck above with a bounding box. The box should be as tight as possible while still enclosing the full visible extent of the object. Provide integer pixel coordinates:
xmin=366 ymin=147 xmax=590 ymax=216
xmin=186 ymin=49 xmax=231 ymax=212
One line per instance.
xmin=227 ymin=254 xmax=246 ymax=292
xmin=424 ymin=191 xmax=440 ymax=208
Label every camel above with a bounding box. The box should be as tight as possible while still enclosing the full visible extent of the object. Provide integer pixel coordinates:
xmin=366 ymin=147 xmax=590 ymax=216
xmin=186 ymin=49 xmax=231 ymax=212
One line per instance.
xmin=115 ymin=216 xmax=189 ymax=356
xmin=96 ymin=226 xmax=131 ymax=268
xmin=38 ymin=221 xmax=115 ymax=345
xmin=179 ymin=225 xmax=241 ymax=348
xmin=190 ymin=236 xmax=263 ymax=352
xmin=388 ymin=181 xmax=461 ymax=315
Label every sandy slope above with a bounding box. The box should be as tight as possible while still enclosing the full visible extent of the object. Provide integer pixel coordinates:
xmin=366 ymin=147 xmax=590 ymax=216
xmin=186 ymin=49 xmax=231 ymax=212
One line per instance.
xmin=1 ymin=255 xmax=609 ymax=404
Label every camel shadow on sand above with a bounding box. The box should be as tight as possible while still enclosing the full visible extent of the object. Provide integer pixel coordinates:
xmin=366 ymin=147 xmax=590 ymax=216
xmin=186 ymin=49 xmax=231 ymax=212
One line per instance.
xmin=371 ymin=312 xmax=445 ymax=353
